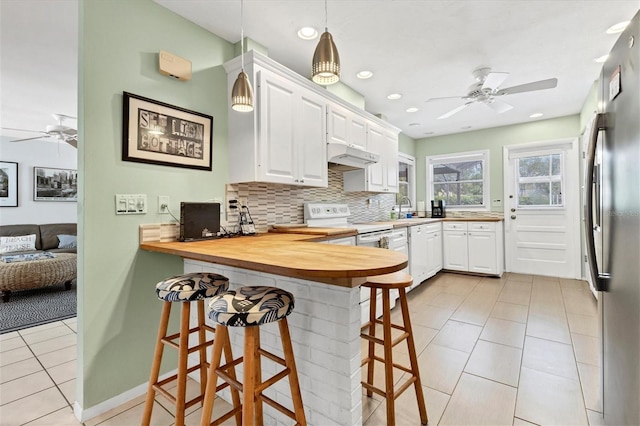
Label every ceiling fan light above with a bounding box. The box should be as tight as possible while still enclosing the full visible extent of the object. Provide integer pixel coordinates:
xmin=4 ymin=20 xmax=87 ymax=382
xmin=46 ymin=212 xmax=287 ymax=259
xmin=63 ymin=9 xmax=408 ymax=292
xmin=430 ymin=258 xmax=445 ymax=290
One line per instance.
xmin=312 ymin=31 xmax=340 ymax=85
xmin=231 ymin=70 xmax=254 ymax=112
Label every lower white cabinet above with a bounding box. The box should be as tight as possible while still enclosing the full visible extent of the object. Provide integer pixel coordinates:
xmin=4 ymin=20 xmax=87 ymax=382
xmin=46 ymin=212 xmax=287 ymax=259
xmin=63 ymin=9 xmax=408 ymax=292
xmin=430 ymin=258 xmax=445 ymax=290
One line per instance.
xmin=409 ymin=222 xmax=442 ymax=291
xmin=442 ymin=221 xmax=504 ymax=276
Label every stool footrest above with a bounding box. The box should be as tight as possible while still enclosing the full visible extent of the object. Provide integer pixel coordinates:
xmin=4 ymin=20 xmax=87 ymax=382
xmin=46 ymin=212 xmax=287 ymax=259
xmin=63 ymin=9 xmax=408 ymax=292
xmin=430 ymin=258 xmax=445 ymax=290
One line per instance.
xmin=258 ymin=347 xmax=286 ymax=366
xmin=260 ymin=393 xmax=297 ymax=422
xmin=256 ymin=368 xmax=290 ymax=394
xmin=361 ymin=355 xmax=414 ymax=376
xmin=208 ymin=405 xmax=242 ymax=426
xmin=162 ymin=326 xmax=215 ymax=352
xmin=361 ymin=331 xmax=410 ymax=349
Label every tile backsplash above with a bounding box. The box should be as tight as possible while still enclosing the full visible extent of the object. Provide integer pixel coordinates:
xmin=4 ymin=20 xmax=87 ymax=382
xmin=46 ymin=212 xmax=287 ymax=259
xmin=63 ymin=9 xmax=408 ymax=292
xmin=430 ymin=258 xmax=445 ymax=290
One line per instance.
xmin=225 ymin=170 xmax=397 ymax=233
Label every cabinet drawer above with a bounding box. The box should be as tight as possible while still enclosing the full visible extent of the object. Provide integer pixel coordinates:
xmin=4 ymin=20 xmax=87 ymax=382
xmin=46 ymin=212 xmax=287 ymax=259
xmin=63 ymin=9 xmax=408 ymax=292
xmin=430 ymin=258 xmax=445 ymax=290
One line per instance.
xmin=423 ymin=222 xmax=441 ymax=233
xmin=443 ymin=222 xmax=468 ymax=231
xmin=468 ymin=222 xmax=496 ymax=232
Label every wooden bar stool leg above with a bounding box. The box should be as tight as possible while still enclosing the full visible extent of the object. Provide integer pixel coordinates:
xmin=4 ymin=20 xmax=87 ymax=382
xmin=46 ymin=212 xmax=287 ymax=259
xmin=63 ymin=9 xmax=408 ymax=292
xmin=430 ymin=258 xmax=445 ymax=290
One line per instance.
xmin=365 ymin=286 xmax=377 ymax=397
xmin=278 ymin=318 xmax=307 ymax=426
xmin=175 ymin=302 xmax=191 ymax=426
xmin=254 ymin=328 xmax=264 ymax=425
xmin=142 ymin=301 xmax=172 ymax=426
xmin=382 ymin=288 xmax=395 ymax=426
xmin=200 ymin=325 xmax=227 ymax=426
xmin=243 ymin=327 xmax=259 ymax=426
xmin=222 ymin=334 xmax=243 ymax=425
xmin=197 ymin=300 xmax=209 ymax=403
xmin=399 ymin=287 xmax=428 ymax=425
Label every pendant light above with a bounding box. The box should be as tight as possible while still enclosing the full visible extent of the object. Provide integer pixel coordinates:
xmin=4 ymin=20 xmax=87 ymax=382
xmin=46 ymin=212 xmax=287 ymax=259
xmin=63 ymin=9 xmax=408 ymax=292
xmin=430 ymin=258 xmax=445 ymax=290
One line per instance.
xmin=231 ymin=0 xmax=253 ymax=112
xmin=312 ymin=0 xmax=340 ymax=85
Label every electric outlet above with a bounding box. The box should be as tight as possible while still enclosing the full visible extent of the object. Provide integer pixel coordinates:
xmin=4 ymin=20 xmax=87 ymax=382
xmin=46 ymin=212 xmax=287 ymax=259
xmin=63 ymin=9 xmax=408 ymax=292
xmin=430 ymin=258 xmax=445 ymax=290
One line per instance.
xmin=159 ymin=195 xmax=170 ymax=214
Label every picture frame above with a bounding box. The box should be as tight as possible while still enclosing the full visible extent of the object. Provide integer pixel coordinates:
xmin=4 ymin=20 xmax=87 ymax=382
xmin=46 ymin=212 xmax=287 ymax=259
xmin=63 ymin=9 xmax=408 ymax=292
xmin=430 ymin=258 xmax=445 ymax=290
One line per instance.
xmin=34 ymin=167 xmax=78 ymax=202
xmin=0 ymin=161 xmax=18 ymax=207
xmin=122 ymin=92 xmax=213 ymax=171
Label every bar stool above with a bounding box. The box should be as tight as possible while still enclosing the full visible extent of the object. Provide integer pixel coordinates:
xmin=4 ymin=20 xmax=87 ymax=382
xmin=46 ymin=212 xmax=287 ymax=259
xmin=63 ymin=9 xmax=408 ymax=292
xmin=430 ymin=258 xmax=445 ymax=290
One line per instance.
xmin=142 ymin=272 xmax=235 ymax=426
xmin=361 ymin=271 xmax=428 ymax=426
xmin=200 ymin=286 xmax=307 ymax=426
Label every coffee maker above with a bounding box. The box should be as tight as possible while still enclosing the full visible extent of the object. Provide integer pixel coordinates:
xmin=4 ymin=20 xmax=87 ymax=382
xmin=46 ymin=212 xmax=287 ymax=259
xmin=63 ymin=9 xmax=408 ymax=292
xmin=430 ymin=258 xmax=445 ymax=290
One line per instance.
xmin=431 ymin=200 xmax=446 ymax=218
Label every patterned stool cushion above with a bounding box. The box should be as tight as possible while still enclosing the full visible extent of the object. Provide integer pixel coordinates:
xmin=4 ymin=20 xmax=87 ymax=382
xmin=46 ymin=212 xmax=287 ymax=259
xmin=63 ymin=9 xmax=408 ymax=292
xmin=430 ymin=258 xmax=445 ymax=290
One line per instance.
xmin=156 ymin=272 xmax=229 ymax=302
xmin=208 ymin=286 xmax=294 ymax=327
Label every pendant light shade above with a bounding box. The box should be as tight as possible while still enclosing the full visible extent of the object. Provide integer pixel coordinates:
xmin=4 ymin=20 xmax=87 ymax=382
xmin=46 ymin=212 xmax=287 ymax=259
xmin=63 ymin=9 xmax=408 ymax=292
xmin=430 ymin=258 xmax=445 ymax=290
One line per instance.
xmin=231 ymin=70 xmax=253 ymax=112
xmin=312 ymin=0 xmax=340 ymax=85
xmin=312 ymin=31 xmax=340 ymax=85
xmin=231 ymin=0 xmax=253 ymax=112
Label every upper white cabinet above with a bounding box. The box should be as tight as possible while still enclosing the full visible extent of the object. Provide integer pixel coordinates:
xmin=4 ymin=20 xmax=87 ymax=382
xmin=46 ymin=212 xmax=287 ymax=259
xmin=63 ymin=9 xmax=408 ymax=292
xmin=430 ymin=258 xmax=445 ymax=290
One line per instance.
xmin=343 ymin=124 xmax=399 ymax=193
xmin=327 ymin=104 xmax=367 ymax=150
xmin=225 ymin=53 xmax=327 ymax=187
xmin=224 ymin=51 xmax=399 ymax=189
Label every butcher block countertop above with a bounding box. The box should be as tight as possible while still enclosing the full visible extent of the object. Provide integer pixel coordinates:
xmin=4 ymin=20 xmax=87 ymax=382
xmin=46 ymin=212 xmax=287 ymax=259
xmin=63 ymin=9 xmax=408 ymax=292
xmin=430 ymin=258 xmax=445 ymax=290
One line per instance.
xmin=140 ymin=232 xmax=406 ymax=288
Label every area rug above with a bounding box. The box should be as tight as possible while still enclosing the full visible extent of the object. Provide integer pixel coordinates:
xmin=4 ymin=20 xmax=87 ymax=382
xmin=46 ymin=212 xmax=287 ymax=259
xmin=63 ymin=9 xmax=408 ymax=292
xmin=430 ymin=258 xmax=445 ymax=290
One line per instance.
xmin=0 ymin=281 xmax=76 ymax=334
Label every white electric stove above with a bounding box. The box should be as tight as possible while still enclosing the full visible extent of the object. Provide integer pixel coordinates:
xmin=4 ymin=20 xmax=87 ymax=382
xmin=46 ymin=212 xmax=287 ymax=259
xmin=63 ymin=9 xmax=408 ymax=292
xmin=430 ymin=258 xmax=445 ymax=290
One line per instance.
xmin=303 ymin=203 xmax=393 ymax=234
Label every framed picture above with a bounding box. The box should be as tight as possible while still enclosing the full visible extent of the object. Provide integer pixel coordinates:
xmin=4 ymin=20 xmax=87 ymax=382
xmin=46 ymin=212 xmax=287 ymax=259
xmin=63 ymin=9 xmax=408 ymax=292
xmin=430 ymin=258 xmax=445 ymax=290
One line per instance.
xmin=0 ymin=161 xmax=18 ymax=207
xmin=122 ymin=92 xmax=213 ymax=171
xmin=34 ymin=167 xmax=78 ymax=201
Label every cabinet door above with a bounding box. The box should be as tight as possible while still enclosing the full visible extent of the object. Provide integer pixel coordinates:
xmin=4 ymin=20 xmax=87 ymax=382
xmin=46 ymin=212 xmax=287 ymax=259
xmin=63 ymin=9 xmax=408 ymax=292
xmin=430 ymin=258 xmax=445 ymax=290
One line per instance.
xmin=409 ymin=226 xmax=428 ymax=286
xmin=425 ymin=230 xmax=443 ymax=278
xmin=384 ymin=131 xmax=399 ymax=192
xmin=366 ymin=126 xmax=386 ymax=192
xmin=297 ymin=91 xmax=327 ymax=186
xmin=350 ymin=115 xmax=367 ymax=150
xmin=327 ymin=105 xmax=367 ymax=151
xmin=468 ymin=231 xmax=497 ymax=274
xmin=258 ymin=69 xmax=297 ymax=184
xmin=443 ymin=231 xmax=468 ymax=271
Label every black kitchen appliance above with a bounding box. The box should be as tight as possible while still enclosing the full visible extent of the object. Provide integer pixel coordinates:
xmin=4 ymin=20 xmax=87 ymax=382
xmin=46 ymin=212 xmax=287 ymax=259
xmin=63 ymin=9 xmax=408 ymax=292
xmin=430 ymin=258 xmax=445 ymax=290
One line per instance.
xmin=179 ymin=202 xmax=220 ymax=241
xmin=431 ymin=200 xmax=446 ymax=218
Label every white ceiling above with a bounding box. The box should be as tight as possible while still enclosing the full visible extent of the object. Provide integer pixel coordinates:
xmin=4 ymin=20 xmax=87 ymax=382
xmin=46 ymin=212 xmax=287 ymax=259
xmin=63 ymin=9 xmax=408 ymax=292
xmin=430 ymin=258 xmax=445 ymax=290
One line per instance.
xmin=1 ymin=1 xmax=638 ymax=143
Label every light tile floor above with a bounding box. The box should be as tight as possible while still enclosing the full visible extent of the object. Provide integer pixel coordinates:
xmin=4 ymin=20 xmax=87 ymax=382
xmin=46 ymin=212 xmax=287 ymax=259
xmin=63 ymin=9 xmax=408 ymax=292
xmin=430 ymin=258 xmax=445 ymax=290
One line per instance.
xmin=0 ymin=272 xmax=604 ymax=425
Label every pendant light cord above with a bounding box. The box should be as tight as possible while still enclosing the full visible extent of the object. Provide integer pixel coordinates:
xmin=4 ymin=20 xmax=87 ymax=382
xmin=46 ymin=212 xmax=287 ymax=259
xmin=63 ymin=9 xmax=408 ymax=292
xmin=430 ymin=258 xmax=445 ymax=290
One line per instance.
xmin=240 ymin=0 xmax=245 ymax=71
xmin=324 ymin=0 xmax=328 ymax=32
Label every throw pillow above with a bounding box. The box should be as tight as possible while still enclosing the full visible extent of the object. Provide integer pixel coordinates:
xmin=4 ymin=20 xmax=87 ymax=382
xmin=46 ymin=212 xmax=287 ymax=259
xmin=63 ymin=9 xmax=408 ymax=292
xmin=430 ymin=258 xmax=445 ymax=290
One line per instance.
xmin=0 ymin=234 xmax=37 ymax=254
xmin=1 ymin=252 xmax=56 ymax=263
xmin=57 ymin=234 xmax=77 ymax=249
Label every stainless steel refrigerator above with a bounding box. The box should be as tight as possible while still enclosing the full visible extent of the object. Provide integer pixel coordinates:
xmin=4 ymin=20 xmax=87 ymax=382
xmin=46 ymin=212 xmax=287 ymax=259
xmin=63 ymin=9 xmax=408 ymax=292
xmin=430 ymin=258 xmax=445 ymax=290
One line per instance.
xmin=585 ymin=9 xmax=640 ymax=425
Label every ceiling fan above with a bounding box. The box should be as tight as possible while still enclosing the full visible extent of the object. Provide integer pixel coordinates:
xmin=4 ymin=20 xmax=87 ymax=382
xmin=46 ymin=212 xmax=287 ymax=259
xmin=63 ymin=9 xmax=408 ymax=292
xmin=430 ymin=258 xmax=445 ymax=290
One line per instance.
xmin=2 ymin=113 xmax=78 ymax=148
xmin=426 ymin=68 xmax=558 ymax=119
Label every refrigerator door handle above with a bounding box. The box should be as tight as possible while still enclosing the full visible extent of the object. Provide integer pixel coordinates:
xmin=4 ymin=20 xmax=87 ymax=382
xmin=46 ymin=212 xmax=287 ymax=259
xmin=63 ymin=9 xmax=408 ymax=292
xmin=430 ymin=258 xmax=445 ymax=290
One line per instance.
xmin=585 ymin=113 xmax=610 ymax=291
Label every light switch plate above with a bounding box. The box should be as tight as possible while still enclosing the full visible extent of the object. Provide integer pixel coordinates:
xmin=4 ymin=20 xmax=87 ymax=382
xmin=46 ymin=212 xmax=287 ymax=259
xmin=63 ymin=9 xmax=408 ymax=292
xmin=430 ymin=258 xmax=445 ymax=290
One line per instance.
xmin=115 ymin=194 xmax=147 ymax=215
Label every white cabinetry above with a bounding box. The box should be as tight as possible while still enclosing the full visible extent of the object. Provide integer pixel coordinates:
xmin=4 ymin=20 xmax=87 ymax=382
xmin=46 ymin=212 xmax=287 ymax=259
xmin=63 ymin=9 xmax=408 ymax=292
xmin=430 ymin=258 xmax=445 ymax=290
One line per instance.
xmin=327 ymin=104 xmax=367 ymax=150
xmin=442 ymin=221 xmax=504 ymax=276
xmin=409 ymin=222 xmax=442 ymax=291
xmin=342 ymin=124 xmax=399 ymax=193
xmin=225 ymin=53 xmax=327 ymax=187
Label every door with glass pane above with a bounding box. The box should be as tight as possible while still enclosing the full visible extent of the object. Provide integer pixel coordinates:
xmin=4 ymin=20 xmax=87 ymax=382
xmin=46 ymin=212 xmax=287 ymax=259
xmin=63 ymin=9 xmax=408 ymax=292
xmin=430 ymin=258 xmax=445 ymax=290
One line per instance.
xmin=503 ymin=139 xmax=581 ymax=278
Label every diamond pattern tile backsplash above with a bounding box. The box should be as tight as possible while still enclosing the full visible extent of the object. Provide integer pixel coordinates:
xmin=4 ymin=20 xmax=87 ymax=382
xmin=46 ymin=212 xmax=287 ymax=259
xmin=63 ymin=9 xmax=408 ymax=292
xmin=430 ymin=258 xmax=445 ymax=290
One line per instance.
xmin=225 ymin=170 xmax=397 ymax=233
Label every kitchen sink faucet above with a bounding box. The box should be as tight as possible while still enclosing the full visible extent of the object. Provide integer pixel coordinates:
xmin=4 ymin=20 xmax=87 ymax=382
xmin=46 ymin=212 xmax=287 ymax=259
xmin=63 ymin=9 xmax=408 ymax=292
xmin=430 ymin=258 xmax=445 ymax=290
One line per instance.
xmin=398 ymin=196 xmax=412 ymax=219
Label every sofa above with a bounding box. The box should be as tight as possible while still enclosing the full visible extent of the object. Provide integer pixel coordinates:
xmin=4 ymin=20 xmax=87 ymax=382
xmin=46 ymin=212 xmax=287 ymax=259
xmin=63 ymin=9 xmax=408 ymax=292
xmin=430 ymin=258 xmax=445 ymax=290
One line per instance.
xmin=0 ymin=223 xmax=77 ymax=302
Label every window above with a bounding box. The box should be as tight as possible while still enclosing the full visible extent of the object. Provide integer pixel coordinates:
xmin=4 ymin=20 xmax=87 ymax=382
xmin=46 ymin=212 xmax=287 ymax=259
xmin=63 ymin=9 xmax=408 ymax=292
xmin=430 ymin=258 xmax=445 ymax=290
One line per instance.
xmin=397 ymin=153 xmax=415 ymax=207
xmin=516 ymin=153 xmax=564 ymax=207
xmin=426 ymin=150 xmax=489 ymax=209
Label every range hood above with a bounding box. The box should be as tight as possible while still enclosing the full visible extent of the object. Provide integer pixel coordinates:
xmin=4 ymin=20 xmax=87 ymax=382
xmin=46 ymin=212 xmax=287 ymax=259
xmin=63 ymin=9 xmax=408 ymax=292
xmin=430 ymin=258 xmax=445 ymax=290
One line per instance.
xmin=327 ymin=143 xmax=379 ymax=170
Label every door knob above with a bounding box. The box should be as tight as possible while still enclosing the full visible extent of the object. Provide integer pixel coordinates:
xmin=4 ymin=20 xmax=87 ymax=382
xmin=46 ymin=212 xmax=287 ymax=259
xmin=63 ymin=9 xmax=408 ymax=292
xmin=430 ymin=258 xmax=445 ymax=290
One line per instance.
xmin=510 ymin=208 xmax=516 ymax=212
xmin=511 ymin=215 xmax=517 ymax=220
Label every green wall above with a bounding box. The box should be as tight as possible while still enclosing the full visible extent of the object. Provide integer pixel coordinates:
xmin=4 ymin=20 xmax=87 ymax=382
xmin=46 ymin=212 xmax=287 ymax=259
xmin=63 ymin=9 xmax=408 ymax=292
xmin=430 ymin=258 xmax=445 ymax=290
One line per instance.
xmin=414 ymin=115 xmax=580 ymax=211
xmin=78 ymin=0 xmax=234 ymax=409
xmin=398 ymin=132 xmax=416 ymax=157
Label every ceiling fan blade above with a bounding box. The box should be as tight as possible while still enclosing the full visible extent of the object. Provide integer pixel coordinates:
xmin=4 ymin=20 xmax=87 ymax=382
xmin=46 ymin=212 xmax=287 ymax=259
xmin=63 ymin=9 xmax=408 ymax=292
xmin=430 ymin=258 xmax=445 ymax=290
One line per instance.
xmin=485 ymin=99 xmax=513 ymax=114
xmin=426 ymin=95 xmax=465 ymax=102
xmin=437 ymin=103 xmax=471 ymax=120
xmin=1 ymin=127 xmax=48 ymax=134
xmin=482 ymin=72 xmax=509 ymax=91
xmin=64 ymin=138 xmax=78 ymax=148
xmin=496 ymin=78 xmax=558 ymax=96
xmin=10 ymin=135 xmax=52 ymax=142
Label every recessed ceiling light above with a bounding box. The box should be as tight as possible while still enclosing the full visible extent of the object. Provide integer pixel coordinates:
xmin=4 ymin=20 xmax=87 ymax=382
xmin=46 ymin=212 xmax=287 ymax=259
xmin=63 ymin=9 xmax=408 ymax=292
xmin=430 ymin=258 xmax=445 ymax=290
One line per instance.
xmin=297 ymin=27 xmax=318 ymax=40
xmin=594 ymin=54 xmax=608 ymax=63
xmin=529 ymin=112 xmax=544 ymax=118
xmin=461 ymin=126 xmax=472 ymax=129
xmin=606 ymin=21 xmax=630 ymax=34
xmin=408 ymin=122 xmax=420 ymax=127
xmin=406 ymin=107 xmax=418 ymax=113
xmin=356 ymin=70 xmax=373 ymax=79
xmin=387 ymin=93 xmax=402 ymax=100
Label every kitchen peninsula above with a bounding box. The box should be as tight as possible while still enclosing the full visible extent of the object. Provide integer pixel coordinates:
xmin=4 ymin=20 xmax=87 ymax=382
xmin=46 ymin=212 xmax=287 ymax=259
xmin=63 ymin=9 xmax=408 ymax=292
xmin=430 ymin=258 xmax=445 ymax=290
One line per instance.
xmin=140 ymin=232 xmax=408 ymax=426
